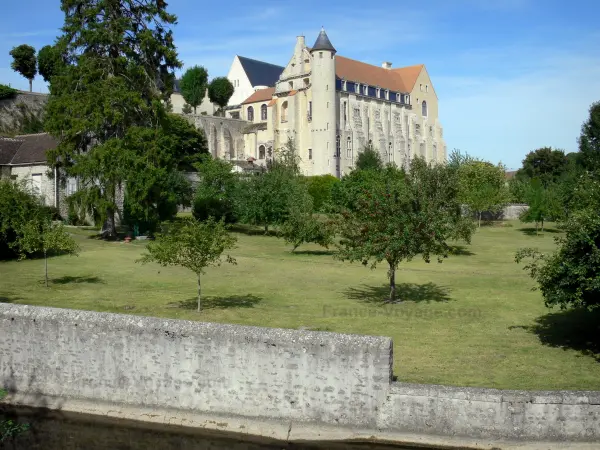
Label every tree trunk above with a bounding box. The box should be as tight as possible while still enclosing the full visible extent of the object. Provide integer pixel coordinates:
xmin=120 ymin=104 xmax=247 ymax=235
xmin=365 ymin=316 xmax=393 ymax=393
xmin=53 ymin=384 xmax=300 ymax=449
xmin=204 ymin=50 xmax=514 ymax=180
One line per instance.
xmin=389 ymin=262 xmax=396 ymax=303
xmin=535 ymin=222 xmax=539 ymax=236
xmin=194 ymin=105 xmax=197 ymax=114
xmin=196 ymin=273 xmax=202 ymax=312
xmin=28 ymin=79 xmax=33 ymax=92
xmin=541 ymin=218 xmax=545 ymax=232
xmin=478 ymin=211 xmax=482 ymax=228
xmin=101 ymin=208 xmax=117 ymax=239
xmin=264 ymin=224 xmax=269 ymax=234
xmin=44 ymin=249 xmax=48 ymax=288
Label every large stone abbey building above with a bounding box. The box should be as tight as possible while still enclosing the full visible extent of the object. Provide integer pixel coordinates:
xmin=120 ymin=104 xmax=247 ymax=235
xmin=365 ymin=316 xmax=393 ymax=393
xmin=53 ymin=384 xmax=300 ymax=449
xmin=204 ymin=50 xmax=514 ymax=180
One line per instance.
xmin=227 ymin=28 xmax=446 ymax=177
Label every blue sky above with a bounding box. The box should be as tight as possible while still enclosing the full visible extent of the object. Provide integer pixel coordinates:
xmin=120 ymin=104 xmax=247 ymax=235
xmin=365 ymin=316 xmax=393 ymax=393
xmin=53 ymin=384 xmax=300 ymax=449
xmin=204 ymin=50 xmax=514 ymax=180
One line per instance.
xmin=1 ymin=0 xmax=599 ymax=169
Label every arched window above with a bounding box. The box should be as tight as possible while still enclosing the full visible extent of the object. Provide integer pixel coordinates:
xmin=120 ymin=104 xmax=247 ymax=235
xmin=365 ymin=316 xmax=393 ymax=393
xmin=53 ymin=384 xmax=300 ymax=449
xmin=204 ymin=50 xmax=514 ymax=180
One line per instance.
xmin=247 ymin=106 xmax=254 ymax=122
xmin=422 ymin=100 xmax=428 ymax=117
xmin=281 ymin=101 xmax=288 ymax=123
xmin=388 ymin=142 xmax=393 ymax=162
xmin=260 ymin=104 xmax=267 ymax=121
xmin=346 ymin=136 xmax=352 ymax=158
xmin=258 ymin=145 xmax=266 ymax=159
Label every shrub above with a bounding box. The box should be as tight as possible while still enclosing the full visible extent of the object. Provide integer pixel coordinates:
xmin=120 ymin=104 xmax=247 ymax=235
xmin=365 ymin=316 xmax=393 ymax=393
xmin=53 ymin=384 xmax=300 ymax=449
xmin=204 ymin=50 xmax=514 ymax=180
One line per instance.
xmin=0 ymin=84 xmax=18 ymax=100
xmin=304 ymin=174 xmax=340 ymax=212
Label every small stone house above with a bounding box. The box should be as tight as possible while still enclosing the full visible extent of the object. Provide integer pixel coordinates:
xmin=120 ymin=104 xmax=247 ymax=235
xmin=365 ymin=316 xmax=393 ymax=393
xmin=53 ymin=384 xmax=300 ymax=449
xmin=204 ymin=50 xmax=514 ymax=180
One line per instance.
xmin=0 ymin=133 xmax=72 ymax=215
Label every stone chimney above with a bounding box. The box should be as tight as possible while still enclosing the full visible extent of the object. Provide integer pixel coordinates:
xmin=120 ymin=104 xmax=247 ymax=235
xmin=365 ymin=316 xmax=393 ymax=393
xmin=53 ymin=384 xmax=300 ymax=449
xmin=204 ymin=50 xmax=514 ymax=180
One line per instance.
xmin=296 ymin=35 xmax=306 ymax=49
xmin=382 ymin=62 xmax=392 ymax=70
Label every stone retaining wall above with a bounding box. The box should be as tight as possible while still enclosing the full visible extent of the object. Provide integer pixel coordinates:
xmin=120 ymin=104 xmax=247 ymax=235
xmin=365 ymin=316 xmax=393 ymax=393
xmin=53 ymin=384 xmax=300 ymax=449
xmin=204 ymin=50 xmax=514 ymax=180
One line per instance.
xmin=0 ymin=303 xmax=598 ymax=445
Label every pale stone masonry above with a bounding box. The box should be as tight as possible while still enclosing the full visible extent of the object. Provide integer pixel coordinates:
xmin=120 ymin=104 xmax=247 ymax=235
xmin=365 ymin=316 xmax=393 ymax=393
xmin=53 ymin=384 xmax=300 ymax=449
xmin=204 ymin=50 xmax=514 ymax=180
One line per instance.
xmin=234 ymin=28 xmax=447 ymax=177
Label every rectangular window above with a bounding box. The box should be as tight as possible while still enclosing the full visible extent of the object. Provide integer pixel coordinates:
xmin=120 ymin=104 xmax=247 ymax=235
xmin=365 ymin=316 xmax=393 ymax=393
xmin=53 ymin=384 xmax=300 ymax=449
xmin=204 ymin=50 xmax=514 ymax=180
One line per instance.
xmin=31 ymin=173 xmax=42 ymax=196
xmin=308 ymin=101 xmax=312 ymax=121
xmin=308 ymin=148 xmax=312 ymax=160
xmin=343 ymin=102 xmax=347 ymax=122
xmin=67 ymin=177 xmax=78 ymax=196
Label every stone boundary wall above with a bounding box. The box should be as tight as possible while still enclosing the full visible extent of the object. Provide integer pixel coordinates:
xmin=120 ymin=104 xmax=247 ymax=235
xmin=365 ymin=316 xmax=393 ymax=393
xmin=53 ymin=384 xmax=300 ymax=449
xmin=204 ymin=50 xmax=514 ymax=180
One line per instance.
xmin=0 ymin=303 xmax=598 ymax=445
xmin=0 ymin=304 xmax=392 ymax=428
xmin=480 ymin=203 xmax=529 ymax=221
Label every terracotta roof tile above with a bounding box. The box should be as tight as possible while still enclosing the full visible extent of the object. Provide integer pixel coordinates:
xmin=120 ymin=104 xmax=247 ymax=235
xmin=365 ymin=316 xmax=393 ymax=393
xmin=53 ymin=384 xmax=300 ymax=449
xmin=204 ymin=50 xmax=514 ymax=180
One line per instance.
xmin=267 ymin=98 xmax=277 ymax=106
xmin=241 ymin=87 xmax=275 ymax=105
xmin=288 ymin=90 xmax=298 ymax=97
xmin=336 ymin=56 xmax=424 ymax=94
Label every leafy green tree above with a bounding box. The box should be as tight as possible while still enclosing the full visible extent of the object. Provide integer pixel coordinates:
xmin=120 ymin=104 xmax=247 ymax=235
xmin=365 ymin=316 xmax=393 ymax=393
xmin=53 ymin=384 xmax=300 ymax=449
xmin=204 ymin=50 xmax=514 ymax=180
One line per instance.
xmin=9 ymin=44 xmax=37 ymax=92
xmin=193 ymin=154 xmax=238 ymax=223
xmin=334 ymin=160 xmax=474 ymax=302
xmin=37 ymin=45 xmax=64 ymax=83
xmin=515 ymin=147 xmax=569 ymax=186
xmin=516 ymin=209 xmax=600 ymax=311
xmin=519 ymin=178 xmax=560 ymax=234
xmin=139 ymin=217 xmax=237 ymax=312
xmin=281 ymin=208 xmax=334 ymax=252
xmin=304 ymin=174 xmax=340 ymax=212
xmin=208 ymin=77 xmax=234 ymax=116
xmin=355 ymin=143 xmax=383 ymax=171
xmin=45 ymin=0 xmax=182 ymax=239
xmin=578 ymin=101 xmax=600 ymax=174
xmin=180 ymin=66 xmax=208 ymax=114
xmin=182 ymin=103 xmax=193 ymax=115
xmin=17 ymin=220 xmax=79 ymax=287
xmin=458 ymin=159 xmax=509 ymax=227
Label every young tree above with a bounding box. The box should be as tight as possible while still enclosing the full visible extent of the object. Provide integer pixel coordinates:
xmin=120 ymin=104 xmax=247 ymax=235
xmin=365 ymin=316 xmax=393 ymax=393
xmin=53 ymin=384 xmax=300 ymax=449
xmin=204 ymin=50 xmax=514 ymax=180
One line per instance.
xmin=304 ymin=174 xmax=340 ymax=212
xmin=578 ymin=101 xmax=600 ymax=174
xmin=458 ymin=159 xmax=509 ymax=227
xmin=208 ymin=77 xmax=234 ymax=116
xmin=180 ymin=66 xmax=208 ymax=114
xmin=9 ymin=44 xmax=37 ymax=92
xmin=37 ymin=45 xmax=64 ymax=83
xmin=355 ymin=143 xmax=383 ymax=171
xmin=45 ymin=0 xmax=182 ymax=239
xmin=139 ymin=217 xmax=237 ymax=312
xmin=17 ymin=220 xmax=79 ymax=287
xmin=281 ymin=208 xmax=334 ymax=252
xmin=519 ymin=178 xmax=560 ymax=234
xmin=182 ymin=103 xmax=193 ymax=115
xmin=334 ymin=160 xmax=474 ymax=302
xmin=516 ymin=209 xmax=600 ymax=311
xmin=193 ymin=154 xmax=238 ymax=223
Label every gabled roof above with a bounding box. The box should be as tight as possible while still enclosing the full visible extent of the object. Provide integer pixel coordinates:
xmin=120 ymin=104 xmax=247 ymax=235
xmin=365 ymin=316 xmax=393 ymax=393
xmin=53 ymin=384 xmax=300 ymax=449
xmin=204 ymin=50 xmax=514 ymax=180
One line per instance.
xmin=0 ymin=133 xmax=58 ymax=166
xmin=237 ymin=56 xmax=284 ymax=88
xmin=241 ymin=87 xmax=275 ymax=105
xmin=336 ymin=56 xmax=424 ymax=94
xmin=0 ymin=138 xmax=22 ymax=165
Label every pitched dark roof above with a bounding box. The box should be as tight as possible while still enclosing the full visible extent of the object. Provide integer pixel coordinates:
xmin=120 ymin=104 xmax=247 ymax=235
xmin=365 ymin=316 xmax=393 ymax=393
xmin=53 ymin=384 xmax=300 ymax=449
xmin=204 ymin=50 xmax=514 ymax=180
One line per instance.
xmin=0 ymin=133 xmax=58 ymax=165
xmin=310 ymin=28 xmax=336 ymax=53
xmin=238 ymin=56 xmax=284 ymax=87
xmin=0 ymin=138 xmax=22 ymax=165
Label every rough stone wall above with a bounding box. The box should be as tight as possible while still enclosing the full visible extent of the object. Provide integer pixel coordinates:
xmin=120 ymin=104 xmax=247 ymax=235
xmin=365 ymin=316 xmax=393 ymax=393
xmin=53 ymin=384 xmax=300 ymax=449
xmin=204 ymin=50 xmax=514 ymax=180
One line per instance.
xmin=479 ymin=204 xmax=530 ymax=221
xmin=0 ymin=92 xmax=47 ymax=133
xmin=10 ymin=164 xmax=56 ymax=208
xmin=1 ymin=303 xmax=599 ymax=443
xmin=378 ymin=382 xmax=600 ymax=441
xmin=0 ymin=304 xmax=392 ymax=428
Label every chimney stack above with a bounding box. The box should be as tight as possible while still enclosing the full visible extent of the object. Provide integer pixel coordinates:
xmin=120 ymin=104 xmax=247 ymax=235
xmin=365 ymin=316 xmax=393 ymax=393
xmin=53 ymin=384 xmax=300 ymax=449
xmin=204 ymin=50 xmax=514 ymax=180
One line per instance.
xmin=382 ymin=62 xmax=392 ymax=70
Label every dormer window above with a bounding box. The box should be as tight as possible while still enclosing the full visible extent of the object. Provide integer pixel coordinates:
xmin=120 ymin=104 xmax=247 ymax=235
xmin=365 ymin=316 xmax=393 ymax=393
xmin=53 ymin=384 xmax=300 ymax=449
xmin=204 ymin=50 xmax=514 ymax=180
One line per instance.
xmin=385 ymin=90 xmax=389 ymax=100
xmin=363 ymin=85 xmax=368 ymax=95
xmin=355 ymin=83 xmax=360 ymax=94
xmin=396 ymin=93 xmax=401 ymax=102
xmin=343 ymin=80 xmax=347 ymax=91
xmin=376 ymin=88 xmax=380 ymax=98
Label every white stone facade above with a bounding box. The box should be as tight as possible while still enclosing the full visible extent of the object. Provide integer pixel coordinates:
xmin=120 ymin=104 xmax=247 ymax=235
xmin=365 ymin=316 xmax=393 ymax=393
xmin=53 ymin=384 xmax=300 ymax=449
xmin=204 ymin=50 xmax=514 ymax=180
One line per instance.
xmin=238 ymin=30 xmax=447 ymax=177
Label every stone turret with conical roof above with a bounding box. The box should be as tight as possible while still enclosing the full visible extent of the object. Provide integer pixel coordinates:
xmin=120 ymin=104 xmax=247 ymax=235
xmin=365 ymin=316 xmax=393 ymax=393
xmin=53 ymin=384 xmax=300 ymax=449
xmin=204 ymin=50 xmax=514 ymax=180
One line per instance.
xmin=310 ymin=27 xmax=337 ymax=54
xmin=309 ymin=27 xmax=337 ymax=177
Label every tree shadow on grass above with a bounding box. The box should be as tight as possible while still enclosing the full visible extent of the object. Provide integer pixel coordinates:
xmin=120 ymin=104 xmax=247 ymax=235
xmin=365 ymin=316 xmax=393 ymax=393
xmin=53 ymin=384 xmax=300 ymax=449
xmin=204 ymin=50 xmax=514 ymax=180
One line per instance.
xmin=518 ymin=227 xmax=561 ymax=236
xmin=448 ymin=245 xmax=475 ymax=256
xmin=345 ymin=283 xmax=451 ymax=304
xmin=51 ymin=276 xmax=104 ymax=285
xmin=291 ymin=249 xmax=336 ymax=256
xmin=0 ymin=295 xmax=21 ymax=303
xmin=172 ymin=294 xmax=263 ymax=310
xmin=228 ymin=224 xmax=279 ymax=237
xmin=509 ymin=308 xmax=600 ymax=362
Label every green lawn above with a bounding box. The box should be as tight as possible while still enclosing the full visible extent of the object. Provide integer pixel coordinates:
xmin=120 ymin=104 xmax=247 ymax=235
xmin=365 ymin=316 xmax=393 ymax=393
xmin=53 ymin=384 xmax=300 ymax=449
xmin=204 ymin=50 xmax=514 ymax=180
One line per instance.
xmin=1 ymin=221 xmax=599 ymax=391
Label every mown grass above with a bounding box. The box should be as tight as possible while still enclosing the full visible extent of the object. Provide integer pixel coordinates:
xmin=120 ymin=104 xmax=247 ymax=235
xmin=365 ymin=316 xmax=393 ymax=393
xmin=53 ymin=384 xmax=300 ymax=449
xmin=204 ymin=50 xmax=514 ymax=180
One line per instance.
xmin=1 ymin=221 xmax=599 ymax=390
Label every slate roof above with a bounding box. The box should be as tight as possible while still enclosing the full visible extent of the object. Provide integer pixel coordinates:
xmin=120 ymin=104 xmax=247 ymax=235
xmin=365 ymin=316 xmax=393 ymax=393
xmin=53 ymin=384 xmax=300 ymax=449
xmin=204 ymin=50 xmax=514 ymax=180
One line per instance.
xmin=0 ymin=133 xmax=58 ymax=165
xmin=0 ymin=138 xmax=22 ymax=165
xmin=238 ymin=56 xmax=284 ymax=88
xmin=310 ymin=28 xmax=336 ymax=53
